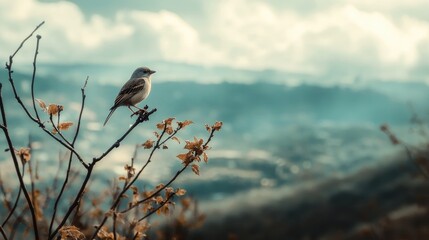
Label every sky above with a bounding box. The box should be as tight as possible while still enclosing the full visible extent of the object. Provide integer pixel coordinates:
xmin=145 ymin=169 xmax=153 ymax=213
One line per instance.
xmin=1 ymin=0 xmax=429 ymax=84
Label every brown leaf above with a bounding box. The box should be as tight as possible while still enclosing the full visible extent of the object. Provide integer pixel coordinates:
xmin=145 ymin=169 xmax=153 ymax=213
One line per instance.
xmin=205 ymin=124 xmax=211 ymax=132
xmin=178 ymin=120 xmax=193 ymax=129
xmin=162 ymin=145 xmax=168 ymax=149
xmin=172 ymin=136 xmax=181 ymax=144
xmin=212 ymin=121 xmax=223 ymax=131
xmin=97 ymin=226 xmax=115 ymax=240
xmin=47 ymin=104 xmax=63 ymax=115
xmin=203 ymin=152 xmax=208 ymax=163
xmin=164 ymin=117 xmax=175 ymax=126
xmin=35 ymin=98 xmax=46 ymax=111
xmin=176 ymin=153 xmax=189 ymax=162
xmin=165 ymin=187 xmax=174 ymax=197
xmin=130 ymin=185 xmax=138 ymax=194
xmin=155 ymin=196 xmax=164 ymax=204
xmin=191 ymin=164 xmax=200 ymax=175
xmin=142 ymin=139 xmax=154 ymax=149
xmin=143 ymin=202 xmax=153 ymax=213
xmin=58 ymin=122 xmax=73 ymax=131
xmin=176 ymin=188 xmax=186 ymax=196
xmin=156 ymin=123 xmax=165 ymax=130
xmin=16 ymin=147 xmax=31 ymax=163
xmin=134 ymin=220 xmax=150 ymax=238
xmin=124 ymin=164 xmax=135 ymax=177
xmin=59 ymin=225 xmax=85 ymax=240
xmin=181 ymin=197 xmax=192 ymax=209
xmin=166 ymin=125 xmax=174 ymax=135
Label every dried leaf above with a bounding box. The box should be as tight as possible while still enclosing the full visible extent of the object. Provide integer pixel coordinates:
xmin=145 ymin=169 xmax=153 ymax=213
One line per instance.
xmin=16 ymin=147 xmax=31 ymax=162
xmin=164 ymin=117 xmax=175 ymax=126
xmin=166 ymin=126 xmax=174 ymax=135
xmin=59 ymin=225 xmax=85 ymax=240
xmin=177 ymin=152 xmax=194 ymax=164
xmin=165 ymin=187 xmax=174 ymax=197
xmin=143 ymin=202 xmax=153 ymax=213
xmin=97 ymin=226 xmax=115 ymax=240
xmin=155 ymin=196 xmax=164 ymax=204
xmin=134 ymin=220 xmax=150 ymax=238
xmin=47 ymin=104 xmax=63 ymax=115
xmin=142 ymin=139 xmax=154 ymax=149
xmin=176 ymin=188 xmax=186 ymax=196
xmin=178 ymin=120 xmax=193 ymax=129
xmin=205 ymin=124 xmax=211 ymax=132
xmin=203 ymin=152 xmax=208 ymax=163
xmin=124 ymin=164 xmax=135 ymax=177
xmin=212 ymin=121 xmax=223 ymax=131
xmin=172 ymin=136 xmax=181 ymax=144
xmin=130 ymin=185 xmax=138 ymax=194
xmin=176 ymin=153 xmax=188 ymax=161
xmin=156 ymin=123 xmax=165 ymax=130
xmin=35 ymin=98 xmax=46 ymax=111
xmin=181 ymin=197 xmax=192 ymax=210
xmin=191 ymin=164 xmax=200 ymax=175
xmin=58 ymin=122 xmax=73 ymax=131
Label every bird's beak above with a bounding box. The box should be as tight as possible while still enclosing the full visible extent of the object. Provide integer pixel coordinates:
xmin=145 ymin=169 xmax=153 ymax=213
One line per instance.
xmin=150 ymin=70 xmax=156 ymax=74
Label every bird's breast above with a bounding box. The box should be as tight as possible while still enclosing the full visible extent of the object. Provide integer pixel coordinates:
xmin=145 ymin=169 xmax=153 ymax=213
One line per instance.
xmin=130 ymin=79 xmax=151 ymax=105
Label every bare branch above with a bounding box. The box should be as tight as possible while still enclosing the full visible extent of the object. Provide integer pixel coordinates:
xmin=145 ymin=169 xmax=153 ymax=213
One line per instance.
xmin=93 ymin=108 xmax=157 ymax=163
xmin=0 ymin=225 xmax=7 ymax=240
xmin=0 ymin=80 xmax=39 ymax=240
xmin=31 ymin=34 xmax=42 ymax=122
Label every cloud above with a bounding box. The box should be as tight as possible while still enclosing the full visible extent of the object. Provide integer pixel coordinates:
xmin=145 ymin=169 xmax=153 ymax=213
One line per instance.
xmin=1 ymin=0 xmax=429 ymax=83
xmin=207 ymin=0 xmax=429 ymax=80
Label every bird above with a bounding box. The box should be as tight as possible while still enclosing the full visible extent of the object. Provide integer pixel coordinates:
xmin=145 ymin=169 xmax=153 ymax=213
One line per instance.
xmin=103 ymin=67 xmax=156 ymax=126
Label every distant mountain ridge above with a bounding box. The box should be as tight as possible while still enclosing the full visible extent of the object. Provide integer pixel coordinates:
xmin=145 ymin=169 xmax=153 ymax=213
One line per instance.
xmin=1 ymin=69 xmax=421 ymax=128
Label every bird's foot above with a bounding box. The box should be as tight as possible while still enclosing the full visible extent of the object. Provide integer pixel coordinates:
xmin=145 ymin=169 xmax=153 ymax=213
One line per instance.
xmin=130 ymin=108 xmax=147 ymax=118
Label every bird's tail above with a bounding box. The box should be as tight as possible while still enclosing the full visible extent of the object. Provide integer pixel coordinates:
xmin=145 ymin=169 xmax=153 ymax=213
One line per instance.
xmin=103 ymin=108 xmax=117 ymax=126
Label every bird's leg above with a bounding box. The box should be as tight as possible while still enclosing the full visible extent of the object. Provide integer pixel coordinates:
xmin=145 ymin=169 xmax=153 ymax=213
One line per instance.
xmin=128 ymin=106 xmax=138 ymax=117
xmin=129 ymin=105 xmax=146 ymax=117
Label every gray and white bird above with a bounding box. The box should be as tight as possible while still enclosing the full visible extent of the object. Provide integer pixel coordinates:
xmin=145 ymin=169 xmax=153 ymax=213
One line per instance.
xmin=103 ymin=67 xmax=156 ymax=126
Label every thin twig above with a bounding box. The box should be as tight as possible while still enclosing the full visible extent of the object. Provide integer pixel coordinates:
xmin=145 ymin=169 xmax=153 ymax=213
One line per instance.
xmin=113 ymin=213 xmax=117 ymax=240
xmin=93 ymin=108 xmax=157 ymax=163
xmin=0 ymin=83 xmax=39 ymax=240
xmin=1 ymin=163 xmax=25 ymax=228
xmin=48 ymin=77 xmax=88 ymax=236
xmin=10 ymin=22 xmax=44 ymax=59
xmin=31 ymin=35 xmax=42 ymax=121
xmin=0 ymin=225 xmax=7 ymax=240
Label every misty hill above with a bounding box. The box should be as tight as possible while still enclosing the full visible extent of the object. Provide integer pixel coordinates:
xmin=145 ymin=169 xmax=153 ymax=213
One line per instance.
xmin=0 ymin=70 xmax=417 ymax=134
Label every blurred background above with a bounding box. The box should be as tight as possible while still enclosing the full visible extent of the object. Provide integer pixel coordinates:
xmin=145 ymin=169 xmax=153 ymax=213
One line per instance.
xmin=1 ymin=0 xmax=429 ymax=239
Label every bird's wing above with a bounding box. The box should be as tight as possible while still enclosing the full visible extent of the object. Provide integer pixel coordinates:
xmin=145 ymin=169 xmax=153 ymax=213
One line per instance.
xmin=111 ymin=78 xmax=146 ymax=108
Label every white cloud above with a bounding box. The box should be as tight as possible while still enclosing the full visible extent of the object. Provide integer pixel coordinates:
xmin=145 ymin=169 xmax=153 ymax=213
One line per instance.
xmin=1 ymin=0 xmax=429 ymax=83
xmin=207 ymin=0 xmax=429 ymax=80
